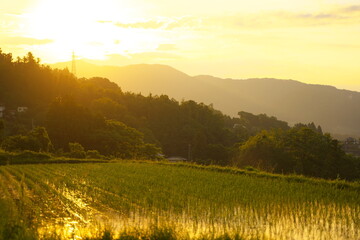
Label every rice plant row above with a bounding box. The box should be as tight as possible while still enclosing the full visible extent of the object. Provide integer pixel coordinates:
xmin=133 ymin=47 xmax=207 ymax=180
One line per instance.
xmin=0 ymin=161 xmax=359 ymax=240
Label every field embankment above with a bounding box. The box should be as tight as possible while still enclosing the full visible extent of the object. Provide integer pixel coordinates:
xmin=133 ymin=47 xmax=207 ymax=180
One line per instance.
xmin=0 ymin=150 xmax=108 ymax=166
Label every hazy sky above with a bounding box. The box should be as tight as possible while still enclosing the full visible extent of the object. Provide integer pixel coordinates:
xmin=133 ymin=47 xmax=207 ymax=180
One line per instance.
xmin=1 ymin=0 xmax=360 ymax=91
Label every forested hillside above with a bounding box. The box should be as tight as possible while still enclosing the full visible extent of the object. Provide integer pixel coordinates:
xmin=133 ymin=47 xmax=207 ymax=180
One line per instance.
xmin=53 ymin=60 xmax=360 ymax=137
xmin=1 ymin=50 xmax=359 ymax=180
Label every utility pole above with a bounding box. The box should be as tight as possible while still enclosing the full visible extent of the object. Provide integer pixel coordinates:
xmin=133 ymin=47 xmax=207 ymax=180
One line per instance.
xmin=188 ymin=144 xmax=191 ymax=161
xmin=71 ymin=51 xmax=76 ymax=76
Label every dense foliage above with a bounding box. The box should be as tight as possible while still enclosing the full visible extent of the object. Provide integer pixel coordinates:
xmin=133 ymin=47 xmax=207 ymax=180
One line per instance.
xmin=0 ymin=50 xmax=359 ymax=180
xmin=236 ymin=126 xmax=360 ymax=180
xmin=1 ymin=127 xmax=52 ymax=152
xmin=0 ymin=50 xmax=252 ymax=162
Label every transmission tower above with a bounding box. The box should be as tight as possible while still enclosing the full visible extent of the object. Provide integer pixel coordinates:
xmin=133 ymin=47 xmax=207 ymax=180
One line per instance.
xmin=71 ymin=51 xmax=76 ymax=76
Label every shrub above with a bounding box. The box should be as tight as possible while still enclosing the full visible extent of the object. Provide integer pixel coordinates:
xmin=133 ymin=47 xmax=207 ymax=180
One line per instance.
xmin=67 ymin=142 xmax=86 ymax=159
xmin=0 ymin=150 xmax=12 ymax=165
xmin=86 ymin=150 xmax=104 ymax=159
xmin=237 ymin=127 xmax=358 ymax=180
xmin=14 ymin=151 xmax=51 ymax=160
xmin=1 ymin=135 xmax=39 ymax=152
xmin=1 ymin=127 xmax=53 ymax=153
xmin=138 ymin=143 xmax=163 ymax=160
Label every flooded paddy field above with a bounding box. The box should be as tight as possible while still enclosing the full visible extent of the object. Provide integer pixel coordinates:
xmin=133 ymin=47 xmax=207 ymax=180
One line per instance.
xmin=0 ymin=162 xmax=359 ymax=240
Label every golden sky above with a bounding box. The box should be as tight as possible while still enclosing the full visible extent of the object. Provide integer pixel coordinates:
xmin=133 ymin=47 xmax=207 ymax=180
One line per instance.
xmin=1 ymin=0 xmax=360 ymax=91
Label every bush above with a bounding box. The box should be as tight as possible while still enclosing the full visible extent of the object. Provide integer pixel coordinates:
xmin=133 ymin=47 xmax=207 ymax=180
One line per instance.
xmin=244 ymin=166 xmax=259 ymax=172
xmin=138 ymin=143 xmax=162 ymax=160
xmin=11 ymin=151 xmax=51 ymax=164
xmin=14 ymin=151 xmax=51 ymax=160
xmin=1 ymin=127 xmax=53 ymax=153
xmin=1 ymin=135 xmax=39 ymax=152
xmin=0 ymin=150 xmax=52 ymax=165
xmin=0 ymin=150 xmax=12 ymax=165
xmin=86 ymin=150 xmax=104 ymax=159
xmin=237 ymin=127 xmax=358 ymax=180
xmin=67 ymin=142 xmax=86 ymax=159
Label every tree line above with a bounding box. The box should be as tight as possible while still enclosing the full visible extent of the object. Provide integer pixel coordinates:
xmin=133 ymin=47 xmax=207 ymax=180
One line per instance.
xmin=0 ymin=50 xmax=359 ymax=180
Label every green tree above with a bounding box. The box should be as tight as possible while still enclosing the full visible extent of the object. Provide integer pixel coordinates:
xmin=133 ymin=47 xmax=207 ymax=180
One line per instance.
xmin=29 ymin=127 xmax=53 ymax=152
xmin=238 ymin=130 xmax=292 ymax=172
xmin=237 ymin=127 xmax=358 ymax=180
xmin=237 ymin=111 xmax=289 ymax=136
xmin=67 ymin=142 xmax=86 ymax=159
xmin=1 ymin=127 xmax=52 ymax=152
xmin=46 ymin=97 xmax=104 ymax=149
xmin=138 ymin=143 xmax=162 ymax=160
xmin=1 ymin=135 xmax=39 ymax=152
xmin=90 ymin=120 xmax=147 ymax=158
xmin=90 ymin=97 xmax=127 ymax=121
xmin=86 ymin=150 xmax=103 ymax=159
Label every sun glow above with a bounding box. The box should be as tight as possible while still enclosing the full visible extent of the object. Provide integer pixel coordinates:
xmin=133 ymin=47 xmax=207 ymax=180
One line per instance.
xmin=26 ymin=0 xmax=146 ymax=62
xmin=2 ymin=0 xmax=360 ymax=90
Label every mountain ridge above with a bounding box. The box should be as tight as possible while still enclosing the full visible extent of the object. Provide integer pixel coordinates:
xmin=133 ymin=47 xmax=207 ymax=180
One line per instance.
xmin=51 ymin=61 xmax=360 ymax=137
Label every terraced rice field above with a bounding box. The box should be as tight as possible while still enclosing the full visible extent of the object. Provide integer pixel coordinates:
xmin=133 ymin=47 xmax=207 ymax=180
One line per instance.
xmin=0 ymin=161 xmax=359 ymax=239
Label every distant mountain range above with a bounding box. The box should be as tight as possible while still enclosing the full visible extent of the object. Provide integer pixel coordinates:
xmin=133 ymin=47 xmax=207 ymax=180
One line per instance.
xmin=52 ymin=61 xmax=360 ymax=137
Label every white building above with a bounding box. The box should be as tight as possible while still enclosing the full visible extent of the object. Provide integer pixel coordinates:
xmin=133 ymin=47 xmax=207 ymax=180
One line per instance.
xmin=17 ymin=106 xmax=28 ymax=113
xmin=0 ymin=105 xmax=5 ymax=118
xmin=167 ymin=156 xmax=187 ymax=163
